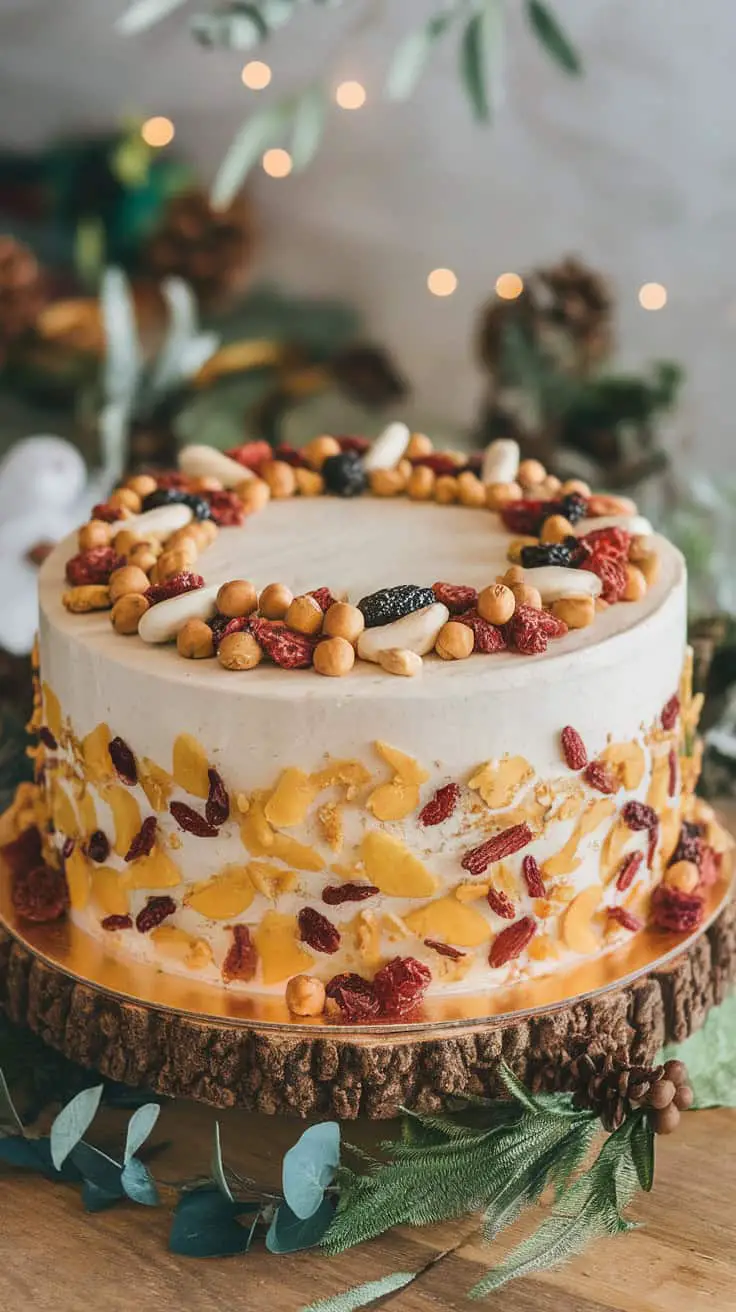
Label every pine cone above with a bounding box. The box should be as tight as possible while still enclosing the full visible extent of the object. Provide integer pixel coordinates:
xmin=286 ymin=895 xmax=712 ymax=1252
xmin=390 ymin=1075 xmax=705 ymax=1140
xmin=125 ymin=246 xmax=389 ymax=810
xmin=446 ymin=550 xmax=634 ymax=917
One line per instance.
xmin=144 ymin=188 xmax=255 ymax=308
xmin=0 ymin=236 xmax=45 ymax=360
xmin=566 ymin=1051 xmax=693 ymax=1134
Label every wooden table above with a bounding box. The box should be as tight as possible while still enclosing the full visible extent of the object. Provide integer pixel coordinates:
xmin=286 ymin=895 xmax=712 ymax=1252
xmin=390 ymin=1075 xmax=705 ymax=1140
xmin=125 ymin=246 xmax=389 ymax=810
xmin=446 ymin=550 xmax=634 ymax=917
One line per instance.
xmin=1 ymin=1098 xmax=735 ymax=1312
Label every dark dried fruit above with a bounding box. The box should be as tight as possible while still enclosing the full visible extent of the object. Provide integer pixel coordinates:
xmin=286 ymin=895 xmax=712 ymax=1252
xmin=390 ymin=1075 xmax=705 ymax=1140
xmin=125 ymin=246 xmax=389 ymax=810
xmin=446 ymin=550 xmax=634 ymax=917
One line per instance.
xmin=489 ymin=916 xmax=536 ymax=967
xmin=205 ymin=768 xmax=230 ymax=827
xmin=1 ymin=825 xmax=42 ymax=877
xmin=145 ymin=572 xmax=205 ymax=604
xmin=668 ymin=821 xmax=703 ymax=868
xmin=607 ymin=906 xmax=643 ymax=932
xmin=248 ymin=617 xmax=319 ymax=669
xmin=135 ymin=895 xmax=176 ymax=933
xmin=462 ymin=823 xmax=534 ymax=875
xmin=91 ymin=502 xmax=124 ymax=523
xmin=668 ymin=748 xmax=678 ymax=798
xmin=12 ymin=864 xmax=68 ymax=922
xmin=373 ymin=956 xmax=432 ymax=1017
xmin=616 ymin=850 xmax=643 ymax=892
xmin=222 ymin=925 xmax=258 ymax=982
xmin=141 ymin=487 xmax=184 ymax=511
xmin=309 ymin=587 xmax=338 ymax=613
xmin=39 ymin=726 xmax=58 ymax=750
xmin=455 ymin=608 xmax=506 ymax=653
xmin=499 ymin=499 xmax=549 ymax=536
xmin=87 ymin=830 xmax=111 ymax=863
xmin=208 ymin=614 xmax=249 ymax=650
xmin=651 ymin=883 xmax=704 ymax=933
xmin=101 ymin=914 xmax=133 ymax=931
xmin=522 ymin=854 xmax=546 ymax=897
xmin=322 ymin=450 xmax=367 ymax=497
xmin=661 ymin=695 xmax=680 ymax=730
xmin=109 ymin=736 xmax=137 ymax=786
xmin=487 ymin=887 xmax=516 ymax=919
xmin=124 ymin=816 xmax=158 ymax=862
xmin=520 ymin=541 xmax=576 ymax=569
xmin=357 ymin=583 xmax=436 ymax=629
xmin=431 ymin=582 xmax=478 ymax=615
xmin=559 ymin=492 xmax=588 ymax=525
xmin=622 ymin=801 xmax=658 ymax=831
xmin=424 ymin=939 xmax=466 ymax=960
xmin=298 ymin=906 xmax=341 ymax=954
xmin=61 ymin=837 xmax=75 ymax=860
xmin=65 ymin=546 xmax=123 ymax=586
xmin=206 ymin=490 xmax=246 ymax=526
xmin=583 ymin=761 xmax=618 ymax=794
xmin=225 ymin=439 xmax=272 ymax=469
xmin=561 ymin=726 xmax=588 ymax=770
xmin=322 ymin=883 xmax=379 ymax=905
xmin=325 ymin=972 xmax=380 ymax=1022
xmin=169 ymin=801 xmax=219 ymax=837
xmin=418 ymin=782 xmax=460 ymax=826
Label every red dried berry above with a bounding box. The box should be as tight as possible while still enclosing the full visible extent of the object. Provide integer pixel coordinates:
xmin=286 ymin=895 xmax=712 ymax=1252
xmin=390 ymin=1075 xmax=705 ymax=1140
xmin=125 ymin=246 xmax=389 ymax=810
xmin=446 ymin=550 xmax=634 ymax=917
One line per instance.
xmin=12 ymin=864 xmax=68 ymax=922
xmin=91 ymin=502 xmax=124 ymax=523
xmin=39 ymin=726 xmax=58 ymax=751
xmin=155 ymin=472 xmax=189 ymax=490
xmin=699 ymin=845 xmax=721 ymax=887
xmin=409 ymin=453 xmax=460 ymax=477
xmin=272 ymin=444 xmax=308 ymax=468
xmin=205 ymin=768 xmax=230 ymax=828
xmin=418 ymin=782 xmax=461 ymax=826
xmin=424 ymin=939 xmax=466 ymax=960
xmin=661 ymin=695 xmax=680 ymax=730
xmin=87 ymin=830 xmax=111 ymax=863
xmin=135 ymin=895 xmax=176 ymax=933
xmin=124 ymin=816 xmax=158 ymax=862
xmin=462 ymin=823 xmax=534 ymax=875
xmin=522 ymin=854 xmax=546 ymax=897
xmin=298 ymin=906 xmax=341 ymax=954
xmin=647 ymin=821 xmax=659 ymax=869
xmin=225 ymin=439 xmax=272 ymax=470
xmin=1 ymin=825 xmax=42 ymax=877
xmin=206 ymin=490 xmax=245 ymax=527
xmin=607 ymin=906 xmax=643 ymax=933
xmin=583 ymin=761 xmax=618 ymax=794
xmin=561 ymin=726 xmax=588 ymax=770
xmin=580 ymin=526 xmax=632 ymax=556
xmin=209 ymin=614 xmax=249 ymax=650
xmin=622 ymin=800 xmax=658 ymax=831
xmin=487 ymin=887 xmax=516 ymax=919
xmin=489 ymin=916 xmax=537 ymax=968
xmin=668 ymin=748 xmax=678 ymax=799
xmin=222 ymin=925 xmax=258 ymax=982
xmin=669 ymin=822 xmax=703 ymax=868
xmin=145 ymin=572 xmax=205 ymax=604
xmin=249 ymin=617 xmax=319 ymax=669
xmin=431 ymin=582 xmax=479 ymax=615
xmin=455 ymin=608 xmax=506 ymax=653
xmin=616 ymin=850 xmax=644 ymax=892
xmin=65 ymin=546 xmax=124 ymax=586
xmin=499 ymin=499 xmax=549 ymax=535
xmin=534 ymin=608 xmax=569 ymax=638
xmin=651 ymin=884 xmax=704 ymax=934
xmin=322 ymin=883 xmax=379 ymax=905
xmin=169 ymin=801 xmax=219 ymax=837
xmin=325 ymin=972 xmax=381 ymax=1022
xmin=503 ymin=604 xmax=568 ymax=655
xmin=373 ymin=956 xmax=432 ymax=1017
xmin=336 ymin=435 xmax=371 ymax=455
xmin=101 ymin=914 xmax=133 ymax=931
xmin=307 ymin=587 xmax=338 ymax=613
xmin=108 ymin=736 xmax=137 ymax=786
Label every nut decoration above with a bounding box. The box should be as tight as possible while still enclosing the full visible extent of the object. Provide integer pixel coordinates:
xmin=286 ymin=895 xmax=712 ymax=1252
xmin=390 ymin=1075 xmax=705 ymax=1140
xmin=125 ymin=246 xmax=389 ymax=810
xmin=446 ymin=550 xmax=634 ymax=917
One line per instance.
xmin=357 ymin=603 xmax=450 ymax=663
xmin=138 ymin=584 xmax=220 ymax=644
xmin=363 ymin=421 xmax=411 ymax=471
xmin=179 ymin=443 xmax=255 ymax=488
xmin=112 ymin=504 xmax=193 ymax=540
xmin=480 ymin=438 xmax=520 ymax=486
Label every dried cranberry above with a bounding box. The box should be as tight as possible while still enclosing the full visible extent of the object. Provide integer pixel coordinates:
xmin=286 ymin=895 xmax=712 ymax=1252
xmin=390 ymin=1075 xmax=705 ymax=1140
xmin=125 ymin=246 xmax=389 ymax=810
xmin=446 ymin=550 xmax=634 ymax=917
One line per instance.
xmin=1 ymin=825 xmax=42 ymax=877
xmin=661 ymin=694 xmax=680 ymax=730
xmin=205 ymin=768 xmax=229 ymax=828
xmin=424 ymin=939 xmax=466 ymax=960
xmin=248 ymin=617 xmax=319 ymax=669
xmin=534 ymin=608 xmax=568 ymax=638
xmin=298 ymin=906 xmax=341 ymax=954
xmin=325 ymin=972 xmax=381 ymax=1021
xmin=222 ymin=925 xmax=258 ymax=982
xmin=502 ymin=606 xmax=552 ymax=655
xmin=499 ymin=499 xmax=549 ymax=535
xmin=336 ymin=435 xmax=371 ymax=455
xmin=206 ymin=490 xmax=245 ymax=527
xmin=489 ymin=916 xmax=536 ymax=968
xmin=145 ymin=572 xmax=205 ymax=605
xmin=109 ymin=736 xmax=137 ymax=786
xmin=135 ymin=896 xmax=176 ymax=933
xmin=583 ymin=761 xmax=618 ymax=794
xmin=462 ymin=823 xmax=534 ymax=875
xmin=607 ymin=907 xmax=643 ymax=932
xmin=101 ymin=914 xmax=133 ymax=931
xmin=651 ymin=884 xmax=704 ymax=933
xmin=225 ymin=440 xmax=272 ymax=469
xmin=209 ymin=614 xmax=249 ymax=650
xmin=124 ymin=816 xmax=157 ymax=862
xmin=87 ymin=830 xmax=111 ymax=863
xmin=580 ymin=526 xmax=632 ymax=556
xmin=487 ymin=887 xmax=516 ymax=919
xmin=169 ymin=801 xmax=219 ymax=838
xmin=522 ymin=854 xmax=546 ymax=897
xmin=373 ymin=956 xmax=431 ymax=1017
xmin=431 ymin=582 xmax=478 ymax=615
xmin=65 ymin=546 xmax=123 ymax=586
xmin=308 ymin=588 xmax=338 ymax=613
xmin=155 ymin=472 xmax=189 ymax=491
xmin=622 ymin=801 xmax=658 ymax=831
xmin=455 ymin=608 xmax=506 ymax=653
xmin=418 ymin=782 xmax=460 ymax=826
xmin=91 ymin=502 xmax=124 ymax=523
xmin=322 ymin=883 xmax=379 ymax=905
xmin=616 ymin=851 xmax=643 ymax=892
xmin=581 ymin=552 xmax=628 ymax=603
xmin=561 ymin=726 xmax=588 ymax=771
xmin=39 ymin=726 xmax=58 ymax=751
xmin=668 ymin=749 xmax=678 ymax=798
xmin=12 ymin=864 xmax=68 ymax=922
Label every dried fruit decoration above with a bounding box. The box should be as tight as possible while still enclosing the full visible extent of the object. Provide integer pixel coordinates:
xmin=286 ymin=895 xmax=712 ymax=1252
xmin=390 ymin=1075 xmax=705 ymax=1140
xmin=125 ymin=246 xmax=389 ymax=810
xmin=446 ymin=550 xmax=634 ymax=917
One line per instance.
xmin=651 ymin=884 xmax=704 ymax=934
xmin=222 ymin=925 xmax=258 ymax=982
xmin=322 ymin=450 xmax=367 ymax=497
xmin=12 ymin=864 xmax=69 ymax=922
xmin=322 ymin=883 xmax=379 ymax=905
xmin=373 ymin=956 xmax=432 ymax=1017
xmin=109 ymin=736 xmax=137 ymax=786
xmin=146 ymin=572 xmax=205 ymax=605
xmin=520 ymin=541 xmax=578 ymax=569
xmin=135 ymin=896 xmax=177 ymax=933
xmin=325 ymin=972 xmax=381 ymax=1021
xmin=462 ymin=822 xmax=534 ymax=875
xmin=101 ymin=914 xmax=133 ymax=931
xmin=309 ymin=587 xmax=338 ymax=613
xmin=661 ymin=694 xmax=680 ymax=730
xmin=455 ymin=608 xmax=506 ymax=653
xmin=248 ymin=617 xmax=318 ymax=669
xmin=669 ymin=821 xmax=703 ymax=868
xmin=578 ymin=526 xmax=631 ymax=603
xmin=226 ymin=439 xmax=272 ymax=469
xmin=124 ymin=816 xmax=158 ymax=862
xmin=489 ymin=915 xmax=537 ymax=968
xmin=298 ymin=906 xmax=341 ymax=954
xmin=487 ymin=887 xmax=516 ymax=919
xmin=561 ymin=726 xmax=588 ymax=771
xmin=607 ymin=907 xmax=643 ymax=933
xmin=169 ymin=801 xmax=219 ymax=837
xmin=65 ymin=547 xmax=123 ymax=586
xmin=418 ymin=782 xmax=460 ymax=826
xmin=616 ymin=850 xmax=643 ymax=892
xmin=622 ymin=801 xmax=658 ymax=831
xmin=424 ymin=938 xmax=466 ymax=960
xmin=583 ymin=761 xmax=618 ymax=794
xmin=522 ymin=854 xmax=546 ymax=897
xmin=431 ymin=582 xmax=478 ymax=615
xmin=209 ymin=614 xmax=249 ymax=650
xmin=87 ymin=830 xmax=110 ymax=863
xmin=206 ymin=490 xmax=246 ymax=527
xmin=205 ymin=768 xmax=230 ymax=827
xmin=358 ymin=583 xmax=436 ymax=629
xmin=39 ymin=726 xmax=58 ymax=751
xmin=503 ymin=605 xmax=567 ymax=656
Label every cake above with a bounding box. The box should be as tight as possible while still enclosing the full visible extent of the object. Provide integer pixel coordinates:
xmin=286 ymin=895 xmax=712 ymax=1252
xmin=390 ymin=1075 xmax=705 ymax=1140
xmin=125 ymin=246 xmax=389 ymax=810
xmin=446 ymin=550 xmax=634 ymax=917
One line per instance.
xmin=4 ymin=426 xmax=728 ymax=1024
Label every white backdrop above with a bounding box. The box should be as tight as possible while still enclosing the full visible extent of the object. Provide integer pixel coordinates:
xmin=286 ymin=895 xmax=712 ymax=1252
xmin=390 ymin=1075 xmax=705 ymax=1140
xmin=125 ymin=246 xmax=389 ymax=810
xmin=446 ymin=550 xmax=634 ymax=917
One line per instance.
xmin=0 ymin=0 xmax=732 ymax=464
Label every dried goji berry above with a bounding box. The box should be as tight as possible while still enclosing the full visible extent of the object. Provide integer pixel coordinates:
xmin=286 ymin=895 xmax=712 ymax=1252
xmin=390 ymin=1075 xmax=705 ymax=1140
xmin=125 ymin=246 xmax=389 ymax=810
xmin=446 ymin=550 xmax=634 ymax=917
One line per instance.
xmin=39 ymin=726 xmax=58 ymax=751
xmin=145 ymin=572 xmax=205 ymax=604
xmin=169 ymin=801 xmax=219 ymax=837
xmin=699 ymin=845 xmax=721 ymax=887
xmin=462 ymin=823 xmax=534 ymax=875
xmin=418 ymin=782 xmax=460 ymax=826
xmin=424 ymin=939 xmax=466 ymax=960
xmin=249 ymin=617 xmax=319 ymax=669
xmin=205 ymin=490 xmax=245 ymax=526
xmin=373 ymin=956 xmax=432 ymax=1017
xmin=622 ymin=801 xmax=658 ymax=831
xmin=616 ymin=850 xmax=643 ymax=892
xmin=109 ymin=736 xmax=137 ymax=786
xmin=668 ymin=748 xmax=678 ymax=798
xmin=1 ymin=825 xmax=42 ymax=876
xmin=582 ymin=552 xmax=629 ymax=603
xmin=336 ymin=435 xmax=371 ymax=455
xmin=579 ymin=526 xmax=631 ymax=556
xmin=455 ymin=608 xmax=506 ymax=653
xmin=322 ymin=883 xmax=379 ymax=905
xmin=522 ymin=854 xmax=546 ymax=897
xmin=504 ymin=604 xmax=567 ymax=655
xmin=155 ymin=472 xmax=189 ymax=491
xmin=534 ymin=608 xmax=569 ymax=638
xmin=409 ymin=453 xmax=460 ymax=477
xmin=272 ymin=444 xmax=308 ymax=468
xmin=325 ymin=972 xmax=380 ymax=1021
xmin=12 ymin=864 xmax=68 ymax=922
xmin=209 ymin=614 xmax=249 ymax=650
xmin=561 ymin=726 xmax=588 ymax=770
xmin=205 ymin=768 xmax=229 ymax=828
xmin=661 ymin=695 xmax=680 ymax=730
xmin=65 ymin=547 xmax=123 ymax=586
xmin=499 ymin=500 xmax=549 ymax=535
xmin=607 ymin=907 xmax=643 ymax=932
xmin=225 ymin=440 xmax=272 ymax=469
xmin=487 ymin=887 xmax=516 ymax=919
xmin=647 ymin=821 xmax=659 ymax=869
xmin=308 ymin=587 xmax=338 ymax=613
xmin=124 ymin=816 xmax=157 ymax=862
xmin=651 ymin=884 xmax=704 ymax=933
xmin=489 ymin=916 xmax=536 ymax=968
xmin=583 ymin=761 xmax=618 ymax=794
xmin=101 ymin=914 xmax=133 ymax=931
xmin=87 ymin=830 xmax=111 ymax=863
xmin=135 ymin=896 xmax=176 ymax=933
xmin=222 ymin=925 xmax=258 ymax=982
xmin=431 ymin=582 xmax=478 ymax=615
xmin=669 ymin=822 xmax=703 ymax=868
xmin=298 ymin=906 xmax=341 ymax=954
xmin=91 ymin=502 xmax=124 ymax=523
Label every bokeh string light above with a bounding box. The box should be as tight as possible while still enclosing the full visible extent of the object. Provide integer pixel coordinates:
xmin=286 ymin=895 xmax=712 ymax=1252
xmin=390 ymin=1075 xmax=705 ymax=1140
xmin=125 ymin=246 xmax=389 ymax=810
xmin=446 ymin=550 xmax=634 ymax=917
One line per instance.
xmin=335 ymin=80 xmax=367 ymax=109
xmin=242 ymin=61 xmax=272 ymax=90
xmin=427 ymin=268 xmax=458 ymax=297
xmin=638 ymin=282 xmax=668 ymax=311
xmin=262 ymin=148 xmax=293 ymax=178
xmin=141 ymin=116 xmax=175 ymax=148
xmin=495 ymin=272 xmax=524 ymax=300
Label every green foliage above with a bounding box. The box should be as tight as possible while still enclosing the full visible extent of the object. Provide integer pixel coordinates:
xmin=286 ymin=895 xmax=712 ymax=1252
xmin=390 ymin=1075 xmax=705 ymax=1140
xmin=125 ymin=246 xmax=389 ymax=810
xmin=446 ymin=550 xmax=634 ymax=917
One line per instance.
xmin=266 ymin=1197 xmax=335 ymax=1253
xmin=282 ymin=1121 xmax=340 ymax=1220
xmin=460 ymin=1 xmax=504 ymax=123
xmin=526 ymin=0 xmax=582 ymax=75
xmin=169 ymin=1187 xmax=258 ymax=1257
xmin=662 ymin=992 xmax=736 ymax=1108
xmin=211 ymin=1122 xmax=234 ymax=1201
xmin=124 ymin=1103 xmax=161 ymax=1164
xmin=121 ymin=1157 xmax=160 ymax=1206
xmin=115 ymin=0 xmax=190 ymax=36
xmin=49 ymin=1085 xmax=104 ymax=1170
xmin=300 ymin=1271 xmax=417 ymax=1312
xmin=386 ymin=10 xmax=458 ymax=103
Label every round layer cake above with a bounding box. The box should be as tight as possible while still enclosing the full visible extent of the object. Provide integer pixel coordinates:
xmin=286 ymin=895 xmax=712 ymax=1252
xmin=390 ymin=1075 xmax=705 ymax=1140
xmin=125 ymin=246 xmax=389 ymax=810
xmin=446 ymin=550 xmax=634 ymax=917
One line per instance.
xmin=18 ymin=431 xmax=724 ymax=1022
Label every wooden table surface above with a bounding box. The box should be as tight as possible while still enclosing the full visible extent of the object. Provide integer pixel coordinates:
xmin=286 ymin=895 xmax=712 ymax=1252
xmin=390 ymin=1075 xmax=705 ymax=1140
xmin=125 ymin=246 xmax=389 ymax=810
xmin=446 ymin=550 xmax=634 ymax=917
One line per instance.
xmin=1 ymin=1097 xmax=735 ymax=1312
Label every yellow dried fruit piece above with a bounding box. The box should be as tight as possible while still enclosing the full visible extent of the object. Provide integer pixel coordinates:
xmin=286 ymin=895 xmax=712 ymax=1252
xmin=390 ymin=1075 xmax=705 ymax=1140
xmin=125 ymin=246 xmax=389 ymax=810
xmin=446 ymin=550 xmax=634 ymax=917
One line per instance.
xmin=264 ymin=768 xmax=317 ymax=828
xmin=172 ymin=733 xmax=210 ymax=799
xmin=434 ymin=953 xmax=474 ymax=983
xmin=271 ymin=834 xmax=324 ymax=872
xmin=528 ymin=934 xmax=561 ymax=962
xmin=125 ymin=846 xmax=180 ymax=889
xmin=51 ymin=780 xmax=79 ymax=839
xmin=317 ymin=802 xmax=343 ymax=853
xmin=374 ymin=742 xmax=429 ymax=787
xmin=104 ymin=785 xmax=142 ymax=858
xmin=81 ymin=722 xmax=113 ymax=784
xmin=599 ymin=740 xmax=646 ymax=791
xmin=240 ymin=794 xmax=276 ymax=856
xmin=247 ymin=861 xmax=297 ymax=901
xmin=562 ymin=885 xmax=603 ymax=954
xmin=468 ymin=756 xmax=534 ymax=809
xmin=310 ymin=759 xmax=372 ymax=796
xmin=542 ymin=798 xmax=616 ymax=879
xmin=65 ymin=847 xmax=91 ymax=911
xmin=151 ymin=925 xmax=213 ymax=971
xmin=494 ymin=864 xmax=517 ymax=896
xmin=91 ymin=866 xmax=129 ymax=917
xmin=404 ymin=896 xmax=491 ymax=947
xmin=42 ymin=683 xmax=62 ymax=741
xmin=330 ymin=862 xmax=364 ymax=882
xmin=367 ymin=780 xmax=420 ymax=822
xmin=186 ymin=866 xmax=254 ymax=919
xmin=361 ymin=831 xmax=438 ymax=897
xmin=646 ymin=751 xmax=670 ymax=814
xmin=349 ymin=909 xmax=382 ymax=965
xmin=382 ymin=912 xmax=410 ymax=940
xmin=601 ymin=816 xmax=634 ymax=884
xmin=454 ymin=880 xmax=490 ymax=903
xmin=138 ymin=757 xmax=174 ymax=812
xmin=77 ymin=790 xmax=98 ymax=837
xmin=254 ymin=911 xmax=314 ymax=985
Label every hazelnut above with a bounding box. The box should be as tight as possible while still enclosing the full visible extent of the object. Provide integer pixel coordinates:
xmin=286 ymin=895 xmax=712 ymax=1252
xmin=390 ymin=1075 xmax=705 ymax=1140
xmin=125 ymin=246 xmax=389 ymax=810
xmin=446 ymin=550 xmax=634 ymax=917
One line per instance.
xmin=236 ymin=478 xmax=271 ymax=513
xmin=369 ymin=467 xmax=406 ymax=497
xmin=313 ymin=635 xmax=355 ymax=677
xmin=405 ymin=432 xmax=433 ymax=459
xmin=435 ymin=621 xmax=474 ymax=660
xmin=434 ymin=475 xmax=458 ymax=504
xmin=125 ymin=473 xmax=158 ymax=499
xmin=377 ymin=648 xmax=423 ymax=677
xmin=622 ymin=564 xmax=648 ymax=602
xmin=285 ymin=973 xmax=326 ymax=1017
xmin=177 ymin=618 xmax=215 ymax=659
xmin=157 ymin=549 xmax=196 ymax=582
xmin=216 ymin=579 xmax=258 ymax=619
xmin=127 ymin=546 xmax=158 ymax=575
xmin=113 ymin=528 xmax=145 ymax=557
xmin=323 ymin=601 xmax=365 ymax=644
xmin=507 ymin=536 xmax=538 ymax=563
xmin=397 ymin=458 xmax=412 ymax=481
xmin=108 ymin=487 xmax=142 ymax=513
xmin=560 ymin=478 xmax=591 ymax=497
xmin=302 ymin=434 xmax=341 ymax=470
xmin=540 ymin=514 xmax=575 ymax=544
xmin=629 ymin=534 xmax=653 ymax=562
xmin=664 ymin=860 xmax=700 ymax=894
xmin=109 ymin=565 xmax=151 ymax=603
xmin=485 ymin=481 xmax=522 ymax=510
xmin=259 ymin=582 xmax=293 ymax=620
xmin=166 ymin=526 xmax=200 ymax=553
xmin=551 ymin=595 xmax=595 ymax=628
xmin=478 ymin=583 xmax=516 ymax=625
xmin=111 ymin=593 xmax=149 ymax=635
xmin=457 ymin=471 xmax=486 ymax=508
xmin=511 ymin=583 xmax=542 ymax=610
xmin=502 ymin=565 xmax=525 ymax=586
xmin=517 ymin=458 xmax=546 ymax=488
xmin=295 ymin=468 xmax=324 ymax=497
xmin=218 ymin=631 xmax=263 ymax=671
xmin=406 ymin=466 xmax=436 ymax=501
xmin=285 ymin=595 xmax=323 ymax=636
xmin=260 ymin=459 xmax=297 ymax=499
xmin=78 ymin=519 xmax=111 ymax=551
xmin=638 ymin=552 xmax=661 ymax=586
xmin=588 ymin=494 xmax=636 ymax=517
xmin=541 ymin=474 xmax=562 ymax=495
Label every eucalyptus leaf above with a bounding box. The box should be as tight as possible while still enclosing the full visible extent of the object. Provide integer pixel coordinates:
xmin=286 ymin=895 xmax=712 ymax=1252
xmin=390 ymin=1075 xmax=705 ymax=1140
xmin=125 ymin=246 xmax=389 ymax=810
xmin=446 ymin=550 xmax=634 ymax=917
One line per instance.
xmin=525 ymin=0 xmax=582 ymax=75
xmin=70 ymin=1140 xmax=123 ymax=1193
xmin=290 ymin=86 xmax=327 ymax=173
xmin=124 ymin=1103 xmax=161 ymax=1164
xmin=101 ymin=266 xmax=141 ymax=421
xmin=150 ymin=279 xmax=201 ymax=395
xmin=282 ymin=1121 xmax=340 ymax=1219
xmin=169 ymin=1187 xmax=258 ymax=1257
xmin=191 ymin=4 xmax=268 ymax=49
xmin=300 ymin=1271 xmax=417 ymax=1312
xmin=121 ymin=1156 xmax=160 ymax=1206
xmin=662 ymin=991 xmax=736 ymax=1108
xmin=0 ymin=1068 xmax=24 ymax=1135
xmin=460 ymin=3 xmax=503 ymax=123
xmin=115 ymin=0 xmax=189 ymax=35
xmin=211 ymin=1121 xmax=233 ymax=1201
xmin=266 ymin=1197 xmax=335 ymax=1254
xmin=0 ymin=1136 xmax=58 ymax=1174
xmin=83 ymin=1178 xmax=125 ymax=1212
xmin=212 ymin=103 xmax=292 ymax=208
xmin=386 ymin=9 xmax=456 ymax=102
xmin=50 ymin=1085 xmax=104 ymax=1170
